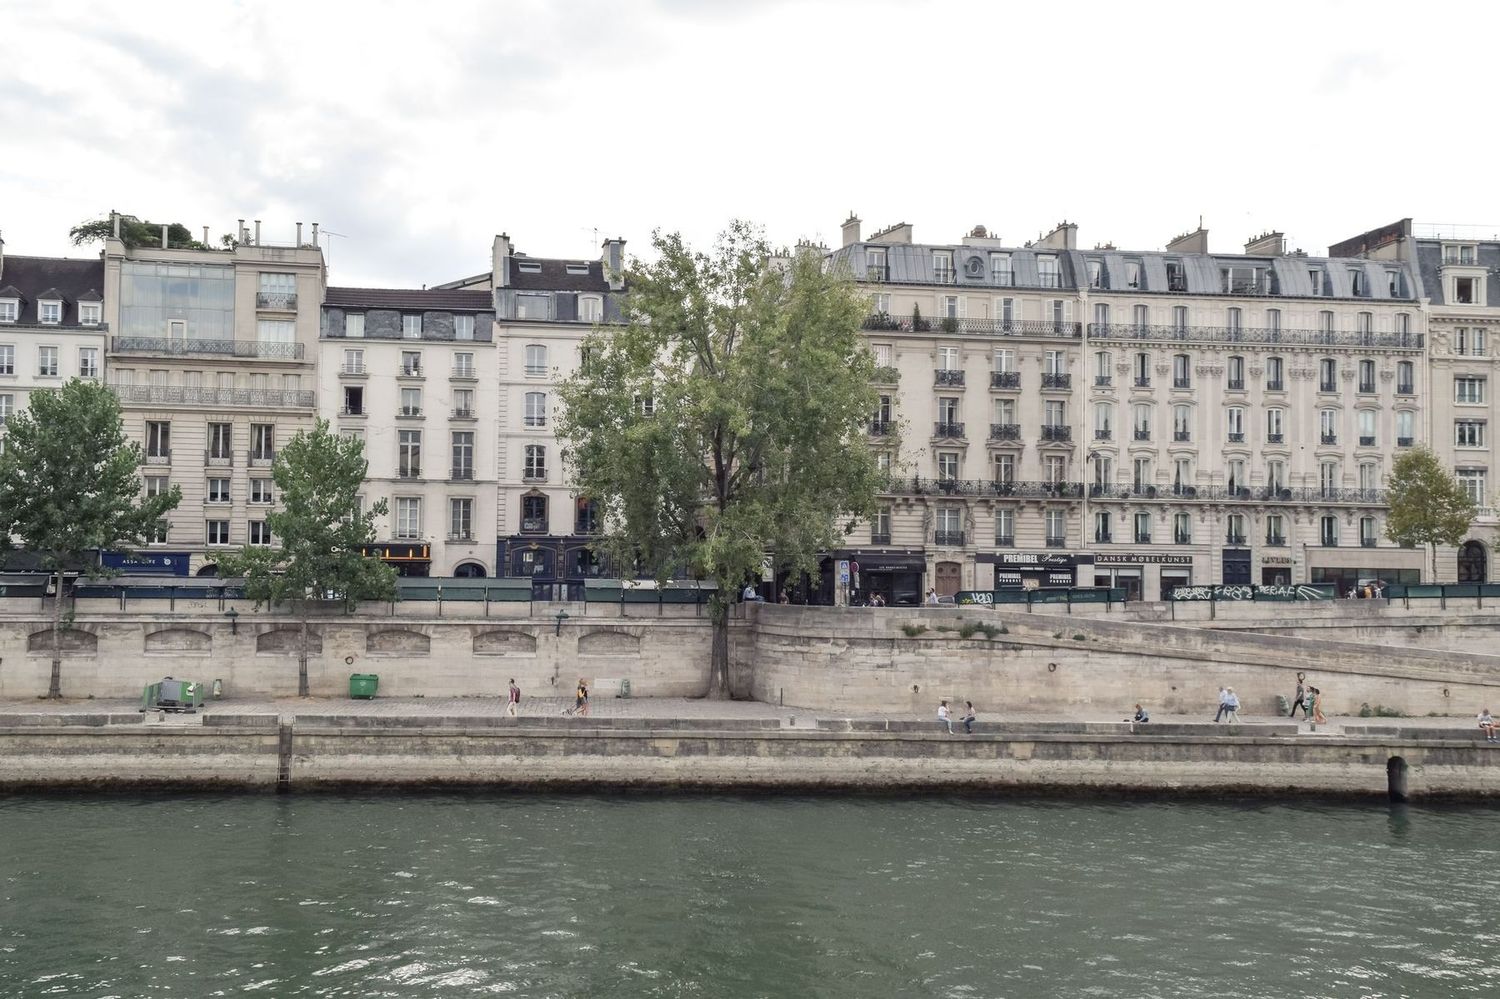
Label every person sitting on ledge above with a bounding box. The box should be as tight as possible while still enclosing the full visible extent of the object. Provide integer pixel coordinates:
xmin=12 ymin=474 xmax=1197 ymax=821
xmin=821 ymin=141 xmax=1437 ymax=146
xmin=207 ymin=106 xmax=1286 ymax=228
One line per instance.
xmin=1479 ymin=707 xmax=1497 ymax=743
xmin=1127 ymin=704 xmax=1149 ymax=724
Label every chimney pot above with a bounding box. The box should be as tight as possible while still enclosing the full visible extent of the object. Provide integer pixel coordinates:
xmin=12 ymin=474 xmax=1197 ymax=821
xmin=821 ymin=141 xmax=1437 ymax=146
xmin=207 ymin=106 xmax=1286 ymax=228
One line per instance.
xmin=161 ymin=224 xmax=169 ymax=249
xmin=111 ymin=211 xmax=121 ymax=239
xmin=202 ymin=226 xmax=209 ymax=245
xmin=296 ymin=222 xmax=303 ymax=246
xmin=254 ymin=220 xmax=262 ymax=245
xmin=311 ymin=223 xmax=319 ymax=246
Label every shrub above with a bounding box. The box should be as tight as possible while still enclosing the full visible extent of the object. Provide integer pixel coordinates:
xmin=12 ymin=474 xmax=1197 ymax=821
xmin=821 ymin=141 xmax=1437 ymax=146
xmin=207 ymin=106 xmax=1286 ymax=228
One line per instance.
xmin=901 ymin=623 xmax=928 ymax=637
xmin=940 ymin=316 xmax=959 ymax=333
xmin=1359 ymin=702 xmax=1406 ymax=717
xmin=1052 ymin=631 xmax=1063 ymax=639
xmin=1072 ymin=633 xmax=1086 ymax=641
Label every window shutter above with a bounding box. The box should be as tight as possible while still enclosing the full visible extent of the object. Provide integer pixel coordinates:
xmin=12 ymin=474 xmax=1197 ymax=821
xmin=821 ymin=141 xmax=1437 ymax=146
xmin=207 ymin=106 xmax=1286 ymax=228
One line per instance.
xmin=957 ymin=296 xmax=967 ymax=319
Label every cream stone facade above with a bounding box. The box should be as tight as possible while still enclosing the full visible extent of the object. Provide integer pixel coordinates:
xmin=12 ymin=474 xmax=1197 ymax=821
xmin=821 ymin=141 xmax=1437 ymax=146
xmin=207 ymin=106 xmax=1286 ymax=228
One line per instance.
xmin=829 ymin=215 xmax=1429 ymax=601
xmin=101 ymin=219 xmax=324 ymax=573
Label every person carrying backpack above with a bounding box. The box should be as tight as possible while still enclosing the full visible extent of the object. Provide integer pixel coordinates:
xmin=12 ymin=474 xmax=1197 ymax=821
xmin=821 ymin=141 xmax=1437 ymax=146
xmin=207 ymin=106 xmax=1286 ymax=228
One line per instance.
xmin=507 ymin=678 xmax=521 ymax=718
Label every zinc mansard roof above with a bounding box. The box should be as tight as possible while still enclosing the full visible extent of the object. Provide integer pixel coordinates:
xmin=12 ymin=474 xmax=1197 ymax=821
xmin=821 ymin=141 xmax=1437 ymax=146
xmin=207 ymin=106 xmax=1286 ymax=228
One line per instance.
xmin=1413 ymin=239 xmax=1500 ymax=307
xmin=0 ymin=255 xmax=106 ymax=325
xmin=324 ymin=286 xmax=493 ymax=311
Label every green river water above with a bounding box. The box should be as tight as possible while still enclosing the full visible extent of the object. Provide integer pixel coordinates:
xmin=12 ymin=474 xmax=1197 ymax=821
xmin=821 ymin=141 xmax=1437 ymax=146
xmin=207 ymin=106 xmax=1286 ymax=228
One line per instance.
xmin=1 ymin=794 xmax=1496 ymax=998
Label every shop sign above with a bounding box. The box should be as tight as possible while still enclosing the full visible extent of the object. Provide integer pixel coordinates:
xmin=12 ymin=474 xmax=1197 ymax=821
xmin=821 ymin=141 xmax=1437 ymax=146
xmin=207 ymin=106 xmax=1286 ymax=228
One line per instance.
xmin=979 ymin=551 xmax=1086 ymax=568
xmin=100 ymin=551 xmax=190 ymax=576
xmin=1092 ymin=553 xmax=1194 ymax=566
xmin=1260 ymin=555 xmax=1294 ymax=565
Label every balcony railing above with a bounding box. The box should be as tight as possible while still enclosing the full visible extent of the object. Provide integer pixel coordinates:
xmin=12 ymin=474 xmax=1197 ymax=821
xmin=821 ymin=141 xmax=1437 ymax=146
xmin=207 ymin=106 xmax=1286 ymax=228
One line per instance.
xmin=1319 ymin=381 xmax=1337 ymax=392
xmin=1094 ymin=428 xmax=1112 ymax=441
xmin=1173 ymin=377 xmax=1191 ymax=389
xmin=451 ymin=408 xmax=475 ymax=419
xmin=1134 ymin=376 xmax=1151 ymax=388
xmin=934 ymin=530 xmax=965 ymax=546
xmin=256 ymin=291 xmax=298 ymax=310
xmin=248 ymin=450 xmax=275 ymax=465
xmin=1359 ymin=435 xmax=1376 ymax=447
xmin=1095 ymin=531 xmax=1113 ymax=544
xmin=1087 ymin=323 xmax=1423 ymax=351
xmin=204 ymin=450 xmax=233 ymax=466
xmin=1133 ymin=428 xmax=1151 ymax=441
xmin=400 ymin=365 xmax=423 ymax=378
xmin=1360 ymin=537 xmax=1377 ymax=548
xmin=1227 ymin=432 xmax=1245 ymax=443
xmin=341 ymin=363 xmax=366 ymax=376
xmin=1267 ymin=432 xmax=1284 ymax=444
xmin=994 ymin=534 xmax=1015 ymax=548
xmin=869 ymin=420 xmax=892 ymax=436
xmin=990 ymin=423 xmax=1021 ymax=441
xmin=1321 ymin=433 xmax=1338 ymax=445
xmin=861 ymin=314 xmax=1082 ymax=338
xmin=398 ymin=467 xmax=423 ymax=479
xmin=452 ymin=366 xmax=477 ymax=379
xmin=1042 ymin=425 xmax=1072 ymax=442
xmin=1226 ymin=533 xmax=1246 ymax=546
xmin=447 ymin=532 xmax=475 ymax=543
xmin=1398 ymin=436 xmax=1414 ymax=447
xmin=341 ymin=406 xmax=364 ymax=417
xmin=934 ymin=421 xmax=965 ymax=438
xmin=935 ymin=369 xmax=965 ymax=386
xmin=1046 ymin=536 xmax=1067 ymax=548
xmin=1089 ymin=483 xmax=1389 ymax=505
xmin=111 ymin=383 xmax=314 ymax=408
xmin=450 ymin=467 xmax=475 ymax=481
xmin=143 ymin=451 xmax=171 ymax=465
xmin=1266 ymin=380 xmax=1285 ymax=391
xmin=1094 ymin=375 xmax=1112 ymax=387
xmin=883 ymin=476 xmax=1084 ymax=499
xmin=1042 ymin=373 xmax=1072 ymax=390
xmin=397 ymin=406 xmax=423 ymax=418
xmin=1176 ymin=533 xmax=1194 ymax=545
xmin=1227 ymin=379 xmax=1245 ymax=391
xmin=1397 ymin=382 xmax=1414 ymax=395
xmin=1134 ymin=533 xmax=1152 ymax=544
xmin=991 ymin=371 xmax=1021 ymax=389
xmin=112 ymin=337 xmax=306 ymax=360
xmin=1173 ymin=430 xmax=1190 ymax=442
xmin=1359 ymin=382 xmax=1376 ymax=394
xmin=1266 ymin=535 xmax=1287 ymax=547
xmin=870 ymin=532 xmax=892 ymax=545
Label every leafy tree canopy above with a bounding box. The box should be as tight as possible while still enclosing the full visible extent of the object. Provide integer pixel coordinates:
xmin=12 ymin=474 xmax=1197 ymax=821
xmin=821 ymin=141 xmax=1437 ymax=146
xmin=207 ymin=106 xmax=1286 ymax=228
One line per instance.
xmin=557 ymin=222 xmax=882 ymax=696
xmin=69 ymin=214 xmax=212 ymax=250
xmin=1386 ymin=445 xmax=1475 ymax=578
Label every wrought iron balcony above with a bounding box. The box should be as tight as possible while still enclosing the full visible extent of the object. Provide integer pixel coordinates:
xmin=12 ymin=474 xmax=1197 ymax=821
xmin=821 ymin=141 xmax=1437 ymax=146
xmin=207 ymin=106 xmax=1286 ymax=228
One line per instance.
xmin=1359 ymin=382 xmax=1376 ymax=394
xmin=883 ymin=476 xmax=1084 ymax=499
xmin=1042 ymin=425 xmax=1072 ymax=442
xmin=1266 ymin=380 xmax=1285 ymax=391
xmin=112 ymin=337 xmax=305 ymax=360
xmin=1266 ymin=535 xmax=1287 ymax=547
xmin=400 ymin=364 xmax=423 ymax=377
xmin=1226 ymin=533 xmax=1246 ymax=546
xmin=1397 ymin=436 xmax=1414 ymax=447
xmin=1359 ymin=435 xmax=1376 ymax=447
xmin=1321 ymin=433 xmax=1338 ymax=445
xmin=1173 ymin=430 xmax=1191 ymax=442
xmin=1134 ymin=533 xmax=1152 ymax=544
xmin=398 ymin=466 xmax=423 ymax=479
xmin=1094 ymin=375 xmax=1112 ymax=387
xmin=1087 ymin=322 xmax=1423 ymax=352
xmin=1397 ymin=382 xmax=1414 ymax=395
xmin=1094 ymin=428 xmax=1112 ymax=441
xmin=1176 ymin=533 xmax=1194 ymax=545
xmin=869 ymin=420 xmax=893 ymax=436
xmin=1173 ymin=377 xmax=1191 ymax=389
xmin=1094 ymin=531 xmax=1113 ymax=544
xmin=1134 ymin=376 xmax=1151 ymax=388
xmin=112 ymin=383 xmax=314 ymax=409
xmin=1319 ymin=381 xmax=1337 ymax=392
xmin=1361 ymin=537 xmax=1377 ymax=548
xmin=991 ymin=371 xmax=1021 ymax=389
xmin=994 ymin=534 xmax=1015 ymax=548
xmin=450 ymin=467 xmax=475 ymax=481
xmin=862 ymin=314 xmax=1081 ymax=338
xmin=870 ymin=532 xmax=892 ymax=545
xmin=933 ymin=530 xmax=965 ymax=546
xmin=1227 ymin=379 xmax=1245 ymax=391
xmin=1133 ymin=428 xmax=1151 ymax=441
xmin=935 ymin=369 xmax=965 ymax=386
xmin=255 ymin=291 xmax=298 ymax=310
xmin=341 ymin=406 xmax=365 ymax=416
xmin=451 ymin=408 xmax=475 ymax=419
xmin=1042 ymin=373 xmax=1072 ymax=390
xmin=1267 ymin=432 xmax=1284 ymax=444
xmin=1227 ymin=432 xmax=1245 ymax=444
xmin=934 ymin=421 xmax=965 ymax=438
xmin=1320 ymin=537 xmax=1339 ymax=548
xmin=1046 ymin=536 xmax=1067 ymax=548
xmin=990 ymin=423 xmax=1021 ymax=441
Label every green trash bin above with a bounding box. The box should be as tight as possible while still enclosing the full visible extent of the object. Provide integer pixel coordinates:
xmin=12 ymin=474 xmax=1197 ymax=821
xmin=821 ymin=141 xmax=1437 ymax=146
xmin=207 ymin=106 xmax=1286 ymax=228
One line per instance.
xmin=349 ymin=673 xmax=379 ymax=699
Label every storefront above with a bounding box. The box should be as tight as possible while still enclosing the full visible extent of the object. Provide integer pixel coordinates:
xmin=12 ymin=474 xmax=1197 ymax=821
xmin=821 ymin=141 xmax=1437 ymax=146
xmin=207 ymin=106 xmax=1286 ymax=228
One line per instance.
xmin=843 ymin=550 xmax=925 ymax=606
xmin=498 ymin=537 xmax=615 ymax=600
xmin=1306 ymin=546 xmax=1424 ymax=595
xmin=1091 ymin=552 xmax=1194 ymax=601
xmin=100 ymin=551 xmax=191 ymax=576
xmin=979 ymin=551 xmax=1087 ymax=590
xmin=1260 ymin=554 xmax=1293 ymax=586
xmin=360 ymin=542 xmax=432 ymax=578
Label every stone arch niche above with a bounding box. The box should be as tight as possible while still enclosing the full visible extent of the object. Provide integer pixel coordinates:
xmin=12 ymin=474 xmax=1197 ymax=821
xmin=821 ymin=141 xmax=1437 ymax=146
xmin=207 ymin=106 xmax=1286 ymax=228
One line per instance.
xmin=256 ymin=628 xmax=324 ymax=655
xmin=473 ymin=630 xmax=537 ymax=656
xmin=367 ymin=629 xmax=430 ymax=656
xmin=145 ymin=628 xmax=211 ymax=655
xmin=1458 ymin=540 xmax=1488 ymax=583
xmin=577 ymin=630 xmax=641 ymax=657
xmin=27 ymin=629 xmax=97 ymax=654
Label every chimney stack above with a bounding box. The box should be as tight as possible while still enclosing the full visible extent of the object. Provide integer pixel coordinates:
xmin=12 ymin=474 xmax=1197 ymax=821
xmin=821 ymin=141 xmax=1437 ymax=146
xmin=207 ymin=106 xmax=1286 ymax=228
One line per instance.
xmin=111 ymin=211 xmax=121 ymax=239
xmin=296 ymin=222 xmax=303 ymax=246
xmin=492 ymin=233 xmax=513 ymax=289
xmin=1166 ymin=225 xmax=1210 ymax=254
xmin=311 ymin=222 xmax=319 ymax=246
xmin=237 ymin=219 xmax=246 ymax=243
xmin=1243 ymin=231 xmax=1286 ymax=256
xmin=0 ymin=228 xmax=5 ymax=282
xmin=602 ymin=236 xmax=627 ymax=291
xmin=160 ymin=224 xmax=169 ymax=249
xmin=841 ymin=212 xmax=862 ymax=247
xmin=202 ymin=226 xmax=209 ymax=245
xmin=1037 ymin=221 xmax=1078 ymax=251
xmin=254 ymin=220 xmax=262 ymax=245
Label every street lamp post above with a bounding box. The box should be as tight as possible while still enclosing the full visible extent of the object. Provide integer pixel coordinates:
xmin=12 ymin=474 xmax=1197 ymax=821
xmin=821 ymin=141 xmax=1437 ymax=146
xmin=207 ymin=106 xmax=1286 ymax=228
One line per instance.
xmin=554 ymin=609 xmax=569 ymax=636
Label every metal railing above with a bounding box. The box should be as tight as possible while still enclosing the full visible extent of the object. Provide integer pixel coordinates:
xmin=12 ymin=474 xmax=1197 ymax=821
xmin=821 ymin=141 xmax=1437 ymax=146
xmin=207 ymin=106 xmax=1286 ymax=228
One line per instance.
xmin=398 ymin=406 xmax=423 ymax=417
xmin=204 ymin=450 xmax=233 ymax=465
xmin=1360 ymin=435 xmax=1376 ymax=446
xmin=994 ymin=535 xmax=1015 ymax=547
xmin=862 ymin=314 xmax=1082 ymax=338
xmin=1134 ymin=376 xmax=1151 ymax=388
xmin=1046 ymin=536 xmax=1067 ymax=548
xmin=1042 ymin=373 xmax=1072 ymax=390
xmin=398 ymin=467 xmax=423 ymax=479
xmin=1225 ymin=533 xmax=1246 ymax=546
xmin=1087 ymin=323 xmax=1423 ymax=351
xmin=884 ymin=476 xmax=1084 ymax=499
xmin=450 ymin=467 xmax=475 ymax=481
xmin=1094 ymin=531 xmax=1113 ymax=544
xmin=1228 ymin=432 xmax=1245 ymax=443
xmin=1094 ymin=428 xmax=1112 ymax=441
xmin=112 ymin=337 xmax=306 ymax=360
xmin=1042 ymin=425 xmax=1072 ymax=442
xmin=1321 ymin=433 xmax=1338 ymax=445
xmin=1227 ymin=379 xmax=1245 ymax=390
xmin=1173 ymin=377 xmax=1191 ymax=389
xmin=935 ymin=369 xmax=965 ymax=386
xmin=452 ymin=366 xmax=477 ymax=379
xmin=869 ymin=420 xmax=892 ymax=436
xmin=1266 ymin=535 xmax=1286 ymax=547
xmin=1133 ymin=428 xmax=1151 ymax=441
xmin=934 ymin=421 xmax=965 ymax=438
xmin=248 ymin=450 xmax=275 ymax=465
xmin=255 ymin=291 xmax=298 ymax=310
xmin=1398 ymin=436 xmax=1414 ymax=447
xmin=1174 ymin=430 xmax=1191 ymax=442
xmin=1267 ymin=433 xmax=1284 ymax=444
xmin=991 ymin=371 xmax=1020 ymax=389
xmin=341 ymin=363 xmax=366 ymax=376
xmin=1094 ymin=375 xmax=1112 ymax=387
xmin=990 ymin=423 xmax=1021 ymax=441
xmin=1266 ymin=380 xmax=1285 ymax=391
xmin=870 ymin=533 xmax=892 ymax=545
xmin=112 ymin=384 xmax=314 ymax=408
xmin=341 ymin=406 xmax=365 ymax=416
xmin=934 ymin=530 xmax=965 ymax=546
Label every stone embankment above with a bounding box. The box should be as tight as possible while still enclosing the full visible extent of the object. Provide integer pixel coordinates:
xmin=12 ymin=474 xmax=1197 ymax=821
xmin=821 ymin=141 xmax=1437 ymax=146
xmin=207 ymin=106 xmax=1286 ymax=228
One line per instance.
xmin=0 ymin=701 xmax=1495 ymax=801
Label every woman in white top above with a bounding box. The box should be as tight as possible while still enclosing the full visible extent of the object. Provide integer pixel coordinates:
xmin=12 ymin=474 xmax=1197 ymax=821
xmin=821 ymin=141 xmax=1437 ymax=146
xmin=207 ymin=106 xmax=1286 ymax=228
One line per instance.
xmin=1480 ymin=708 xmax=1497 ymax=742
xmin=937 ymin=700 xmax=953 ymax=734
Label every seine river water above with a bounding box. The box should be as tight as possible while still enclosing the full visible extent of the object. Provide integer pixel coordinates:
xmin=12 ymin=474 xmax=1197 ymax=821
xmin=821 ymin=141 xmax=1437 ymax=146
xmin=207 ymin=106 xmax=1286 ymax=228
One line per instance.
xmin=1 ymin=794 xmax=1496 ymax=998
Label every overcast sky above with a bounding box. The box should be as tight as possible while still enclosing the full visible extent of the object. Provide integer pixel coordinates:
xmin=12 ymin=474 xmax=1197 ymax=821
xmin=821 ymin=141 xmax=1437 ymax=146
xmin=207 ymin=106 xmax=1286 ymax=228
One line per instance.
xmin=2 ymin=0 xmax=1496 ymax=287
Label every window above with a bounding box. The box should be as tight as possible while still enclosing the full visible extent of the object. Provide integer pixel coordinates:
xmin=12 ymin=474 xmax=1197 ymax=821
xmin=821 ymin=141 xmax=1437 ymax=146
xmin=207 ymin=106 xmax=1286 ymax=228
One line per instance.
xmin=251 ymin=424 xmax=275 ymax=460
xmin=1396 ymin=360 xmax=1413 ymax=394
xmin=1226 ymin=406 xmax=1244 ymax=440
xmin=145 ymin=421 xmax=170 ymax=458
xmin=402 ymin=315 xmax=423 ymax=338
xmin=1319 ymin=409 xmax=1338 ymax=444
xmin=1359 ymin=462 xmax=1379 ymax=492
xmin=866 ymin=246 xmax=887 ymax=279
xmin=874 ymin=342 xmax=894 ymax=367
xmin=1044 ymin=455 xmax=1065 ymax=484
xmin=521 ymin=494 xmax=548 ymax=533
xmin=1045 ymin=400 xmax=1066 ymax=427
xmin=1174 ymin=513 xmax=1191 ymax=545
xmin=251 ymin=478 xmax=274 ymax=504
xmin=994 ymin=348 xmax=1015 ymax=373
xmin=1133 ymin=457 xmax=1152 ymax=491
xmin=1045 ymin=508 xmax=1065 ymax=544
xmin=1319 ymin=358 xmax=1337 ymax=392
xmin=454 ymin=315 xmax=475 ymax=340
xmin=1457 ymin=377 xmax=1486 ymax=404
xmin=1266 ymin=308 xmax=1281 ymax=332
xmin=990 ymin=253 xmax=1011 ymax=285
xmin=994 ymin=453 xmax=1015 ymax=485
xmin=1227 ymin=458 xmax=1246 ymax=493
xmin=938 ymin=345 xmax=960 ymax=371
xmin=1173 ymin=404 xmax=1190 ymax=441
xmin=578 ymin=295 xmax=604 ymax=323
xmin=1266 ymin=408 xmax=1283 ymax=441
xmin=635 ymin=394 xmax=655 ymax=416
xmin=1125 ymin=260 xmax=1142 ymax=289
xmin=1358 ymin=409 xmax=1377 ymax=446
xmin=932 ymin=250 xmax=954 ymax=283
xmin=993 ymin=507 xmax=1013 ymax=545
xmin=1266 ymin=459 xmax=1285 ymax=492
xmin=1358 ymin=516 xmax=1377 ymax=548
xmin=1319 ymin=311 xmax=1334 ymax=335
xmin=1134 ymin=352 xmax=1150 ymax=387
xmin=1227 ymin=513 xmax=1246 ymax=544
xmin=1320 ymin=516 xmax=1339 ymax=547
xmin=1093 ymin=303 xmax=1109 ymax=326
xmin=1133 ymin=512 xmax=1151 ymax=544
xmin=1227 ymin=355 xmax=1244 ymax=389
xmin=1132 ymin=403 xmax=1151 ymax=439
xmin=1319 ymin=461 xmax=1339 ymax=495
xmin=206 ymin=521 xmax=231 ymax=546
xmin=248 ymin=520 xmax=272 ymax=546
xmin=399 ymin=387 xmax=422 ymax=415
xmin=398 ymin=430 xmax=422 ymax=477
xmin=1396 ymin=313 xmax=1410 ymax=337
xmin=343 ymin=385 xmax=364 ymax=415
xmin=345 ymin=313 xmax=365 ymax=338
xmin=453 ymin=388 xmax=474 ymax=416
xmin=150 ymin=519 xmax=170 ymax=544
xmin=343 ymin=348 xmax=364 ymax=375
xmin=1348 ymin=269 xmax=1365 ymax=297
xmin=1455 ymin=277 xmax=1478 ymax=304
xmin=1458 ymin=328 xmax=1487 ymax=357
xmin=1309 ymin=269 xmax=1324 ymax=296
xmin=937 ymin=451 xmax=959 ymax=481
xmin=936 ymin=507 xmax=962 ymax=543
xmin=447 ymin=351 xmax=473 ymax=378
xmin=999 ymin=298 xmax=1019 ymax=329
xmin=142 ymin=475 xmax=169 ymax=499
xmin=0 ymin=344 xmax=12 ymax=374
xmin=1093 ymin=455 xmax=1114 ymax=491
xmin=1165 ymin=259 xmax=1186 ymax=292
xmin=401 ymin=350 xmax=422 ymax=376
xmin=451 ymin=432 xmax=474 ymax=479
xmin=575 ymin=497 xmax=600 ymax=535
xmin=38 ymin=346 xmax=58 ymax=377
xmin=1094 ymin=350 xmax=1111 ymax=385
xmin=1266 ymin=356 xmax=1284 ymax=389
xmin=1132 ymin=304 xmax=1148 ymax=330
xmin=1037 ymin=254 xmax=1059 ymax=287
xmin=525 ymin=344 xmax=548 ymax=376
xmin=524 ymin=444 xmax=546 ymax=480
xmin=937 ymin=396 xmax=960 ymax=424
xmin=208 ymin=422 xmax=233 ymax=459
xmin=1171 ymin=306 xmax=1187 ymax=332
xmin=1050 ymin=299 xmax=1069 ymax=331
xmin=79 ymin=302 xmax=101 ymax=326
xmin=1093 ymin=402 xmax=1113 ymax=438
xmin=0 ymin=300 xmax=16 ymax=323
xmin=449 ymin=498 xmax=474 ymax=540
xmin=1172 ymin=354 xmax=1190 ymax=388
xmin=1358 ymin=359 xmax=1376 ymax=393
xmin=38 ymin=300 xmax=61 ymax=325
xmin=1397 ymin=410 xmax=1415 ymax=444
xmin=1226 ymin=306 xmax=1242 ymax=333
xmin=78 ymin=347 xmax=99 ymax=378
xmin=257 ymin=319 xmax=294 ymax=344
xmin=395 ymin=497 xmax=422 ymax=539
xmin=1456 ymin=420 xmax=1485 ymax=447
xmin=870 ymin=293 xmax=891 ymax=316
xmin=1094 ymin=511 xmax=1112 ymax=543
xmin=1457 ymin=469 xmax=1487 ymax=506
xmin=0 ymin=394 xmax=11 ymax=423
xmin=1044 ymin=349 xmax=1065 ymax=375
xmin=1088 ymin=259 xmax=1104 ymax=289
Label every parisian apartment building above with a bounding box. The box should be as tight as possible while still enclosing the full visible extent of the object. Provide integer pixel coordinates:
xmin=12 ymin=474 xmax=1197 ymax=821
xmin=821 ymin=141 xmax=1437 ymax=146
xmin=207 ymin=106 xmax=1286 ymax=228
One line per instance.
xmin=2 ymin=210 xmax=1499 ymax=599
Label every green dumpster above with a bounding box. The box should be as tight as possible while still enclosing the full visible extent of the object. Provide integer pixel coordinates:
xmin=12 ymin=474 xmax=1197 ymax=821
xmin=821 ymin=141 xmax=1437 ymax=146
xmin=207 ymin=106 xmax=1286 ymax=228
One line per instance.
xmin=619 ymin=678 xmax=632 ymax=698
xmin=349 ymin=673 xmax=379 ymax=699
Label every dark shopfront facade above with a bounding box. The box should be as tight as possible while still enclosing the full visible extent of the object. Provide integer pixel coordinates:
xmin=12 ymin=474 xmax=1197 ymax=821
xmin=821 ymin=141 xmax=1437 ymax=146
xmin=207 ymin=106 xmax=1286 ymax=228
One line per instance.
xmin=498 ymin=536 xmax=611 ymax=600
xmin=748 ymin=550 xmax=926 ymax=606
xmin=360 ymin=542 xmax=432 ymax=577
xmin=979 ymin=551 xmax=1087 ymax=591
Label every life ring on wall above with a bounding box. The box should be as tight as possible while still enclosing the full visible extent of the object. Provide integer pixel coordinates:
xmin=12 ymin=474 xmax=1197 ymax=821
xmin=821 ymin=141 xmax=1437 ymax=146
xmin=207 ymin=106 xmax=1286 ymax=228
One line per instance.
xmin=345 ymin=656 xmax=355 ymax=665
xmin=1047 ymin=662 xmax=1058 ymax=673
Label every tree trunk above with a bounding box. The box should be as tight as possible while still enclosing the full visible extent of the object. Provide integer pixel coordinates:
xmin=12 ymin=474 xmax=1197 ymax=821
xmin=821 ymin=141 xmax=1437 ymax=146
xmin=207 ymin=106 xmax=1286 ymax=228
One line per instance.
xmin=1430 ymin=542 xmax=1438 ymax=584
xmin=705 ymin=597 xmax=731 ymax=699
xmin=298 ymin=614 xmax=310 ymax=698
xmin=47 ymin=568 xmax=64 ymax=699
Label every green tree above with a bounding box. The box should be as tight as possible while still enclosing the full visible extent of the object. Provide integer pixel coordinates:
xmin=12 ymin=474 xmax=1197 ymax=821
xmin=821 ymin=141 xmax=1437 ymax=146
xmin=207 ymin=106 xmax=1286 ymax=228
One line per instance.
xmin=0 ymin=380 xmax=181 ymax=697
xmin=558 ymin=223 xmax=883 ymax=698
xmin=68 ymin=213 xmax=210 ymax=250
xmin=1385 ymin=445 xmax=1476 ymax=581
xmin=217 ymin=420 xmax=395 ymax=696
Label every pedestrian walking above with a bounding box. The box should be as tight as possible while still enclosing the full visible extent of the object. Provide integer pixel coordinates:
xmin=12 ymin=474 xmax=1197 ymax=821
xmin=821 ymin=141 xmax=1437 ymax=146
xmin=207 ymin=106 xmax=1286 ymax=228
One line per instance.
xmin=1312 ymin=686 xmax=1326 ymax=725
xmin=1213 ymin=686 xmax=1230 ymax=722
xmin=1302 ymin=685 xmax=1317 ymax=724
xmin=1479 ymin=707 xmax=1497 ymax=742
xmin=576 ymin=679 xmax=590 ymax=717
xmin=1224 ymin=687 xmax=1241 ymax=724
xmin=1288 ymin=673 xmax=1308 ymax=718
xmin=937 ymin=700 xmax=953 ymax=734
xmin=926 ymin=587 xmax=940 ymax=605
xmin=961 ymin=701 xmax=976 ymax=735
xmin=507 ymin=678 xmax=521 ymax=718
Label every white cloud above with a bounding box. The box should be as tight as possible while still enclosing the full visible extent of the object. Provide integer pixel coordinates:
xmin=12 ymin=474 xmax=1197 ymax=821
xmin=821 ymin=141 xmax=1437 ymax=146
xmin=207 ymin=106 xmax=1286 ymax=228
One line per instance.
xmin=2 ymin=0 xmax=1497 ymax=285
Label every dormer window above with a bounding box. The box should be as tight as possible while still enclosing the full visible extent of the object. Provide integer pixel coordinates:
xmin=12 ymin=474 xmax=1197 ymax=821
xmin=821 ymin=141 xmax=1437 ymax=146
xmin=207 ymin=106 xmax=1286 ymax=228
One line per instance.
xmin=1309 ymin=268 xmax=1325 ymax=295
xmin=579 ymin=295 xmax=603 ymax=323
xmin=1444 ymin=244 xmax=1478 ymax=266
xmin=517 ymin=261 xmax=542 ymax=274
xmin=0 ymin=299 xmax=16 ymax=323
xmin=79 ymin=302 xmax=101 ymax=326
xmin=1347 ymin=268 xmax=1365 ymax=297
xmin=38 ymin=300 xmax=62 ymax=325
xmin=1387 ymin=270 xmax=1402 ymax=297
xmin=565 ymin=263 xmax=589 ymax=275
xmin=1125 ymin=259 xmax=1142 ymax=289
xmin=1087 ymin=259 xmax=1104 ymax=289
xmin=932 ymin=250 xmax=954 ymax=284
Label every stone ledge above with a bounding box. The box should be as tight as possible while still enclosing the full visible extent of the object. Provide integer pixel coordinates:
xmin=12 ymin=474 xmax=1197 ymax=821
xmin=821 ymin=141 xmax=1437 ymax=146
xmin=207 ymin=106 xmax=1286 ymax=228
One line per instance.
xmin=0 ymin=713 xmax=144 ymax=727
